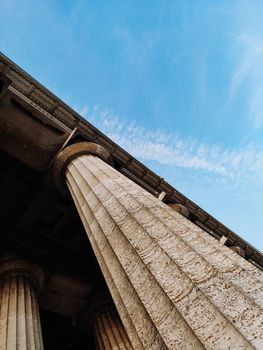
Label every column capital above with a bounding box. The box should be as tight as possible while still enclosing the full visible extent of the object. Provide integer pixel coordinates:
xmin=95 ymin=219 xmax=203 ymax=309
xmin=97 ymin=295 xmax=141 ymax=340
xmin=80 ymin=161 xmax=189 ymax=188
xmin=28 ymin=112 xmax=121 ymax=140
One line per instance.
xmin=52 ymin=141 xmax=113 ymax=194
xmin=0 ymin=255 xmax=45 ymax=293
xmin=79 ymin=292 xmax=113 ymax=332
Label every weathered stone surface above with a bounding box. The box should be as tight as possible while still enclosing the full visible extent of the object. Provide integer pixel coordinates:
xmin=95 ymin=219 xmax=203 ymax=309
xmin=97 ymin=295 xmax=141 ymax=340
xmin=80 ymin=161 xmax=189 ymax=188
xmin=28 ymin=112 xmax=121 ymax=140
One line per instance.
xmin=94 ymin=310 xmax=133 ymax=350
xmin=0 ymin=259 xmax=44 ymax=350
xmin=65 ymin=152 xmax=263 ymax=349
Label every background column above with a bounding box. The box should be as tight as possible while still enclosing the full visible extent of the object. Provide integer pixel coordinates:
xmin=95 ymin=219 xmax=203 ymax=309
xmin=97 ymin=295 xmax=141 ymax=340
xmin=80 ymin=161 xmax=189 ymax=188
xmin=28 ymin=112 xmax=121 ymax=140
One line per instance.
xmin=0 ymin=256 xmax=45 ymax=350
xmin=87 ymin=293 xmax=133 ymax=350
xmin=81 ymin=293 xmax=134 ymax=350
xmin=94 ymin=308 xmax=133 ymax=350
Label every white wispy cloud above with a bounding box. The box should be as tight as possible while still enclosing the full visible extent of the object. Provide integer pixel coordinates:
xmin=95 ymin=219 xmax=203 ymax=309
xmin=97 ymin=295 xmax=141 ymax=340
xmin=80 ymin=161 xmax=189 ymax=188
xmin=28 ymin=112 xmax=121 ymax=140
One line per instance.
xmin=230 ymin=33 xmax=263 ymax=129
xmin=83 ymin=105 xmax=263 ymax=186
xmin=79 ymin=105 xmax=89 ymax=118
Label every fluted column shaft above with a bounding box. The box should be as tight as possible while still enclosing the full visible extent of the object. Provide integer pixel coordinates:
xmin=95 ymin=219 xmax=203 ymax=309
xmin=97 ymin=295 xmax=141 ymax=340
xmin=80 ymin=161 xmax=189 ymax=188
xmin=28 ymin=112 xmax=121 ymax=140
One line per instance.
xmin=94 ymin=309 xmax=133 ymax=350
xmin=0 ymin=259 xmax=44 ymax=350
xmin=61 ymin=146 xmax=263 ymax=349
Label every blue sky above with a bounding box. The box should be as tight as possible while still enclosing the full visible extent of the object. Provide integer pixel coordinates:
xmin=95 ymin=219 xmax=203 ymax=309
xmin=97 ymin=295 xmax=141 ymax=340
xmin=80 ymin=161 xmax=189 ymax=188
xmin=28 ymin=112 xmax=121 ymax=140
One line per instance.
xmin=1 ymin=0 xmax=263 ymax=251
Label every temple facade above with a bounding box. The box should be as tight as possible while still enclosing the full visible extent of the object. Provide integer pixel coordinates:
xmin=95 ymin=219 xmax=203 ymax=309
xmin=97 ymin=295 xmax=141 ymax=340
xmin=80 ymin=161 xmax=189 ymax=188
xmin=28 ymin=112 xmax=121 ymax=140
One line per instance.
xmin=0 ymin=53 xmax=262 ymax=349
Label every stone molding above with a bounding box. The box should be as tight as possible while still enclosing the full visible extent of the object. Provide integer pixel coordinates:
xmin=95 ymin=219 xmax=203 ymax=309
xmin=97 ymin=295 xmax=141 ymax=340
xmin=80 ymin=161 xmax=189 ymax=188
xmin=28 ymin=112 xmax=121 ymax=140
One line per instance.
xmin=51 ymin=141 xmax=113 ymax=194
xmin=230 ymin=245 xmax=246 ymax=258
xmin=79 ymin=293 xmax=113 ymax=333
xmin=169 ymin=203 xmax=190 ymax=219
xmin=0 ymin=72 xmax=11 ymax=98
xmin=0 ymin=256 xmax=45 ymax=293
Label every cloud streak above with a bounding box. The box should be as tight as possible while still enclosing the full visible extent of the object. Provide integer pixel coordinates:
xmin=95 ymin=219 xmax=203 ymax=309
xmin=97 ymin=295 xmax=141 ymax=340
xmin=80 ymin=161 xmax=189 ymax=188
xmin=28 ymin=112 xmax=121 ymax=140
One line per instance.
xmin=230 ymin=32 xmax=263 ymax=129
xmin=82 ymin=105 xmax=263 ymax=185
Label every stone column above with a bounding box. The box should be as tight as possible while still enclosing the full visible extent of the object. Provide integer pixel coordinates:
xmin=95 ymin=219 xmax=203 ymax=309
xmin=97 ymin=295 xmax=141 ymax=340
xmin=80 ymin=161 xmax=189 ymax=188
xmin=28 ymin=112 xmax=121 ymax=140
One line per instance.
xmin=93 ymin=308 xmax=133 ymax=350
xmin=53 ymin=142 xmax=263 ymax=350
xmin=81 ymin=293 xmax=133 ymax=350
xmin=0 ymin=257 xmax=45 ymax=350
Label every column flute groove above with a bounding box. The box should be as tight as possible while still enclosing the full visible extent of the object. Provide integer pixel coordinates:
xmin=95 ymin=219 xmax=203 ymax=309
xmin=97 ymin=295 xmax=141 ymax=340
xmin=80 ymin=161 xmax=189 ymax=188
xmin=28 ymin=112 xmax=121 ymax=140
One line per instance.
xmin=81 ymin=293 xmax=135 ymax=350
xmin=91 ymin=306 xmax=136 ymax=350
xmin=66 ymin=160 xmax=205 ymax=349
xmin=52 ymin=142 xmax=263 ymax=350
xmin=78 ymin=155 xmax=262 ymax=346
xmin=0 ymin=258 xmax=45 ymax=350
xmin=67 ymin=178 xmax=166 ymax=349
xmin=86 ymin=156 xmax=263 ymax=311
xmin=67 ymin=178 xmax=146 ymax=349
xmin=68 ymin=157 xmax=254 ymax=349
